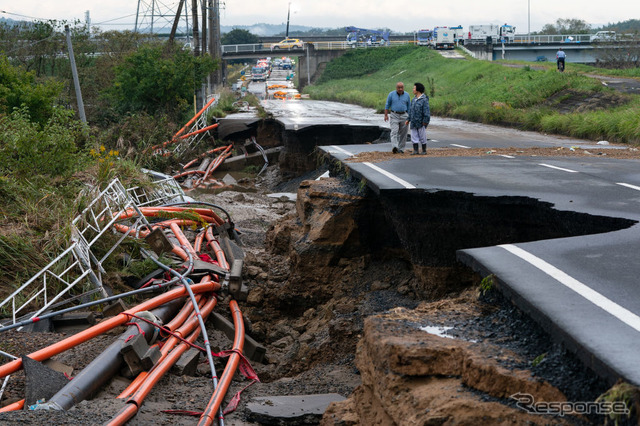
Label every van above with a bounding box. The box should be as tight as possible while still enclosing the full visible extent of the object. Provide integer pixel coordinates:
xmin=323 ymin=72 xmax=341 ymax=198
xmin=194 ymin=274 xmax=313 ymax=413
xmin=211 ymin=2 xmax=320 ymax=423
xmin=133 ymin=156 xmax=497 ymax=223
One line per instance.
xmin=590 ymin=31 xmax=616 ymax=42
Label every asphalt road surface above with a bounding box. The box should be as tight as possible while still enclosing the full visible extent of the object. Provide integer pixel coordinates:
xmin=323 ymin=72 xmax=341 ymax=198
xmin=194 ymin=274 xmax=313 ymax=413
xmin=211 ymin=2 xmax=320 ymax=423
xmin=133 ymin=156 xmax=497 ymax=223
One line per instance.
xmin=307 ymin=108 xmax=640 ymax=387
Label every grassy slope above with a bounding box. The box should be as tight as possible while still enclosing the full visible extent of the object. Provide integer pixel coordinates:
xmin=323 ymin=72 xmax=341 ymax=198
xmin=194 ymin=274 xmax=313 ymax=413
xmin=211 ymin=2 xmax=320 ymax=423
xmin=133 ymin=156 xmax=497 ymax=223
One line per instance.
xmin=304 ymin=46 xmax=640 ymax=144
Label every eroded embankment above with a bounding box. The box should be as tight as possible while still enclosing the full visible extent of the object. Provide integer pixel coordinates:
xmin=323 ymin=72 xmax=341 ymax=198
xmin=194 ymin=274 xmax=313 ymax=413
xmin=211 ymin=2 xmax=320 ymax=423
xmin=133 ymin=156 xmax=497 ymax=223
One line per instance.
xmin=242 ymin=176 xmax=637 ymax=424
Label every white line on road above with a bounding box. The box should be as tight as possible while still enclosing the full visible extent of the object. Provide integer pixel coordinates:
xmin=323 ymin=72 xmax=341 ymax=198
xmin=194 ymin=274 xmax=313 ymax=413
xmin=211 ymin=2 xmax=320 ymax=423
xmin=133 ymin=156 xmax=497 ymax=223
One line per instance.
xmin=500 ymin=244 xmax=640 ymax=333
xmin=539 ymin=163 xmax=578 ymax=173
xmin=450 ymin=144 xmax=471 ymax=149
xmin=617 ymin=182 xmax=640 ymax=192
xmin=363 ymin=162 xmax=416 ymax=189
xmin=329 ymin=145 xmax=354 ymax=156
xmin=500 ymin=155 xmax=516 ymax=159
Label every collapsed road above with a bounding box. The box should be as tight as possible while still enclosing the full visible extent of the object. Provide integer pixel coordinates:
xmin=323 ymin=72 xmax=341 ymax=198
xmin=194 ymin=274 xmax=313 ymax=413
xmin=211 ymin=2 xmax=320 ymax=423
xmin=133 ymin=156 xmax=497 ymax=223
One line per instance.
xmin=2 ymin=97 xmax=640 ymax=425
xmin=320 ymin=133 xmax=640 ymax=388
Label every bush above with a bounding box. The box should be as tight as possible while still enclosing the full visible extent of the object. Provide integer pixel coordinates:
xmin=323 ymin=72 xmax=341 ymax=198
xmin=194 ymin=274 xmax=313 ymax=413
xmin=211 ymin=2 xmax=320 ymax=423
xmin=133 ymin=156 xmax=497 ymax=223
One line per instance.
xmin=105 ymin=44 xmax=218 ymax=120
xmin=0 ymin=107 xmax=88 ymax=177
xmin=0 ymin=56 xmax=64 ymax=125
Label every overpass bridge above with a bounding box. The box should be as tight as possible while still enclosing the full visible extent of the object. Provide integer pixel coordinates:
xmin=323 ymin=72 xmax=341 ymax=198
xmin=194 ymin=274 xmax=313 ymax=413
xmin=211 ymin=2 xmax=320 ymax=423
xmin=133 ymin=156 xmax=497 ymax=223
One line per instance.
xmin=221 ymin=38 xmax=637 ymax=88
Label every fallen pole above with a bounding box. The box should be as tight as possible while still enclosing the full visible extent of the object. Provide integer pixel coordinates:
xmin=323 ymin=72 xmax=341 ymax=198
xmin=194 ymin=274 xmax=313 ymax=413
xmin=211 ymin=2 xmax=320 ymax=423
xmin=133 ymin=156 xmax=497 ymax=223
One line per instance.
xmin=36 ymin=298 xmax=185 ymax=411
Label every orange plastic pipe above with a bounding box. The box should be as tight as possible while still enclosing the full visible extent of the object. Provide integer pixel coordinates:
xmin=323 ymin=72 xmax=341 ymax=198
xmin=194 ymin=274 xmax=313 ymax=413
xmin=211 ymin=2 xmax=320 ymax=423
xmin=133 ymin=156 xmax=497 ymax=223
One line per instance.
xmin=108 ymin=325 xmax=206 ymax=425
xmin=0 ymin=281 xmax=219 ymax=379
xmin=170 ymin=222 xmax=196 ymax=256
xmin=173 ymin=97 xmax=218 ymax=139
xmin=182 ymin=146 xmax=229 ymax=170
xmin=205 ymin=226 xmax=229 ymax=269
xmin=117 ymin=295 xmax=215 ymax=400
xmin=0 ymin=399 xmax=24 ymax=412
xmin=194 ymin=230 xmax=206 ymax=253
xmin=198 ymin=300 xmax=245 ymax=426
xmin=117 ymin=207 xmax=224 ymax=225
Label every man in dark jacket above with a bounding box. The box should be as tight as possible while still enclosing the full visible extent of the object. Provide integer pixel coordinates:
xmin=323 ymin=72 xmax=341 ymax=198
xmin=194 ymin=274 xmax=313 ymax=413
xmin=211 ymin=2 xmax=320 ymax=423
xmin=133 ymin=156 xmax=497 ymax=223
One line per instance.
xmin=406 ymin=82 xmax=430 ymax=155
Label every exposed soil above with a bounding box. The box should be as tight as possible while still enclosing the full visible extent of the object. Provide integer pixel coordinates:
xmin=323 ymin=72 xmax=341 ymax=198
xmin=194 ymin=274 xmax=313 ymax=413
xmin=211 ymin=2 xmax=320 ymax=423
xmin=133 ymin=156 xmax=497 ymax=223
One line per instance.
xmin=345 ymin=145 xmax=640 ymax=163
xmin=1 ymin=164 xmax=639 ymax=425
xmin=543 ymin=88 xmax=631 ymax=114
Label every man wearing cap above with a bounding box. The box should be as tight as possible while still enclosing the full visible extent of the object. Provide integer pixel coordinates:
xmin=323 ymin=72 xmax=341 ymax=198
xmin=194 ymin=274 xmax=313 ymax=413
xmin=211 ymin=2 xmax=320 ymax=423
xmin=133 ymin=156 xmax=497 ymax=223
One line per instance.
xmin=384 ymin=82 xmax=410 ymax=153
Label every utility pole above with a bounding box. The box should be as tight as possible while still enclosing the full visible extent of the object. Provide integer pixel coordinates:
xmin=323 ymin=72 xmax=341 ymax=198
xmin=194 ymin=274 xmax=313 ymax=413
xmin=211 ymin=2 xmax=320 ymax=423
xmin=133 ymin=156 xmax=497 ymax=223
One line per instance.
xmin=201 ymin=0 xmax=207 ymax=54
xmin=285 ymin=2 xmax=291 ymax=39
xmin=191 ymin=0 xmax=201 ymax=109
xmin=168 ymin=0 xmax=185 ymax=44
xmin=210 ymin=0 xmax=222 ymax=88
xmin=208 ymin=0 xmax=214 ymax=93
xmin=65 ymin=25 xmax=87 ymax=124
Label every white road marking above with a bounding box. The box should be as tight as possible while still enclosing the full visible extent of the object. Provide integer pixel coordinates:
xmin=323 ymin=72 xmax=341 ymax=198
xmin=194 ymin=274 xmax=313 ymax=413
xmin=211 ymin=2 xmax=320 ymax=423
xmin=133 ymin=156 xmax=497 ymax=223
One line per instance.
xmin=617 ymin=182 xmax=640 ymax=192
xmin=500 ymin=244 xmax=640 ymax=333
xmin=428 ymin=139 xmax=439 ymax=143
xmin=329 ymin=145 xmax=354 ymax=156
xmin=500 ymin=155 xmax=516 ymax=159
xmin=539 ymin=163 xmax=578 ymax=173
xmin=363 ymin=162 xmax=416 ymax=189
xmin=450 ymin=144 xmax=471 ymax=149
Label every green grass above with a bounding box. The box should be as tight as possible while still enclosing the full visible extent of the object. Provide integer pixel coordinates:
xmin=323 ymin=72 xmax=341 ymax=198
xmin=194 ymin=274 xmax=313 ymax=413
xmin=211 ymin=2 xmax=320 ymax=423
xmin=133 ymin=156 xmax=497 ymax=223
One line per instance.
xmin=305 ymin=46 xmax=640 ymax=144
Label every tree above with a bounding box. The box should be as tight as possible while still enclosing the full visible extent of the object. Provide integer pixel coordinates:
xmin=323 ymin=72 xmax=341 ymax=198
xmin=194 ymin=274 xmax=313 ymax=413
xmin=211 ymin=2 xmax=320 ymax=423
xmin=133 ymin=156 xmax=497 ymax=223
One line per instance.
xmin=538 ymin=19 xmax=591 ymax=34
xmin=105 ymin=44 xmax=217 ymax=119
xmin=221 ymin=28 xmax=260 ymax=45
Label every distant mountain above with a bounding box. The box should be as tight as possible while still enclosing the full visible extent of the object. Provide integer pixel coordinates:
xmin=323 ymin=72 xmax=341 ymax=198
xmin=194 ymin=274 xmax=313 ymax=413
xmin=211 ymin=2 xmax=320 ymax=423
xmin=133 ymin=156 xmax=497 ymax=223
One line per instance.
xmin=0 ymin=17 xmax=19 ymax=26
xmin=598 ymin=19 xmax=640 ymax=33
xmin=221 ymin=23 xmax=314 ymax=36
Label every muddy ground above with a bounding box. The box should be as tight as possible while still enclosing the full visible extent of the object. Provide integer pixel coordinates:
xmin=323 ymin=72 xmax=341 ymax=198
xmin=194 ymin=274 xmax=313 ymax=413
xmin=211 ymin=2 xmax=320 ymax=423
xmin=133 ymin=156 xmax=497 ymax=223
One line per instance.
xmin=1 ymin=162 xmax=639 ymax=425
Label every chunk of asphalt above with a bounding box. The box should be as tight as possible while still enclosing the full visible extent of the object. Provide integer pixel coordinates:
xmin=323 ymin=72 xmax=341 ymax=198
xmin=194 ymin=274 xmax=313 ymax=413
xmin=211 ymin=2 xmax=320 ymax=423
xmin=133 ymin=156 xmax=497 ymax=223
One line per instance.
xmin=245 ymin=394 xmax=346 ymax=425
xmin=22 ymin=356 xmax=71 ymax=407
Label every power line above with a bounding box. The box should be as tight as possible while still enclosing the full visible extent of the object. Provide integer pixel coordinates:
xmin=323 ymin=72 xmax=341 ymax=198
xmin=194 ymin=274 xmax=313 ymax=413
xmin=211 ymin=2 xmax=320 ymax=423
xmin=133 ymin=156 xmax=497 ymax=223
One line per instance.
xmin=94 ymin=13 xmax=138 ymax=25
xmin=1 ymin=10 xmax=53 ymax=22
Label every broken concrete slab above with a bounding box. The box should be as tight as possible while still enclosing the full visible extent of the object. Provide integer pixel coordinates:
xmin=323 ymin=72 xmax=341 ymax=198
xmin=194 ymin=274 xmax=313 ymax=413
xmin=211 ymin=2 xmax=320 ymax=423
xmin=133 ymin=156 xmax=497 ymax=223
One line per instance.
xmin=103 ymin=299 xmax=127 ymax=317
xmin=222 ymin=173 xmax=238 ymax=186
xmin=21 ymin=318 xmax=53 ymax=333
xmin=23 ymin=356 xmax=71 ymax=406
xmin=42 ymin=359 xmax=73 ymax=377
xmin=51 ymin=312 xmax=96 ymax=333
xmin=210 ymin=312 xmax=266 ymax=363
xmin=120 ymin=333 xmax=150 ymax=377
xmin=172 ymin=348 xmax=200 ymax=376
xmin=246 ymin=394 xmax=345 ymax=425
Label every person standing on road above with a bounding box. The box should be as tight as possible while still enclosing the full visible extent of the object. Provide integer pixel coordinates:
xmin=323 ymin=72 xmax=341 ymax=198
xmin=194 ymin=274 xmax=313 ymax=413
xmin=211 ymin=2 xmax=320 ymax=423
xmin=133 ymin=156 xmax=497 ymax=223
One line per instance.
xmin=384 ymin=82 xmax=410 ymax=153
xmin=406 ymin=82 xmax=430 ymax=155
xmin=556 ymin=48 xmax=566 ymax=71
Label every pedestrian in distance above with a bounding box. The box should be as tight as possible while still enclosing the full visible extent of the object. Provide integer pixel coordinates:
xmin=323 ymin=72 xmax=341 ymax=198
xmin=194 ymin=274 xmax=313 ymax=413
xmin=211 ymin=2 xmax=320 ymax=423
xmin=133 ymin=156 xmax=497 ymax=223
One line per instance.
xmin=384 ymin=82 xmax=410 ymax=154
xmin=406 ymin=82 xmax=430 ymax=155
xmin=556 ymin=47 xmax=566 ymax=72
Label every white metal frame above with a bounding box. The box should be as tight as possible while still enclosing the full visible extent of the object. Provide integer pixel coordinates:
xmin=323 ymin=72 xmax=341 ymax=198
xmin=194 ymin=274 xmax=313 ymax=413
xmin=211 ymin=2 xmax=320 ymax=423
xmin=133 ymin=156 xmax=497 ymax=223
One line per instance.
xmin=0 ymin=172 xmax=187 ymax=325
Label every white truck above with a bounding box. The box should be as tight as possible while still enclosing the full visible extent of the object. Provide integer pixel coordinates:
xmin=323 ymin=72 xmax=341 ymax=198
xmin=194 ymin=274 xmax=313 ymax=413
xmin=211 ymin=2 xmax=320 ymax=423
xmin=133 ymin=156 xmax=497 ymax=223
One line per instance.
xmin=450 ymin=25 xmax=466 ymax=45
xmin=468 ymin=24 xmax=516 ymax=43
xmin=417 ymin=29 xmax=433 ymax=46
xmin=431 ymin=27 xmax=455 ymax=50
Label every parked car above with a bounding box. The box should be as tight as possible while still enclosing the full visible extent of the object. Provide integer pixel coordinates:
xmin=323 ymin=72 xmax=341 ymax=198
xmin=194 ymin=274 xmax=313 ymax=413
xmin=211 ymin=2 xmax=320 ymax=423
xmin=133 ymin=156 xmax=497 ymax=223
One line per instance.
xmin=271 ymin=38 xmax=304 ymax=50
xmin=590 ymin=31 xmax=616 ymax=42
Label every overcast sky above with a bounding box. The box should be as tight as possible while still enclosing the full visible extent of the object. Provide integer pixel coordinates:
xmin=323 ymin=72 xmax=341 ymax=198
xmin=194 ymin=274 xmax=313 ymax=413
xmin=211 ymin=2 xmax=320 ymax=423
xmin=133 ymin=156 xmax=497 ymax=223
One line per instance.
xmin=3 ymin=1 xmax=638 ymax=34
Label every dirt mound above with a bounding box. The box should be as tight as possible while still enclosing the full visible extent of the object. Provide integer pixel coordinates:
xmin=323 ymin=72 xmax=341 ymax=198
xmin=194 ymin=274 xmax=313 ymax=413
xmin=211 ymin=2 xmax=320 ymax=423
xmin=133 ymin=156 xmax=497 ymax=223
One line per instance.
xmin=322 ymin=315 xmax=571 ymax=426
xmin=345 ymin=145 xmax=640 ymax=164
